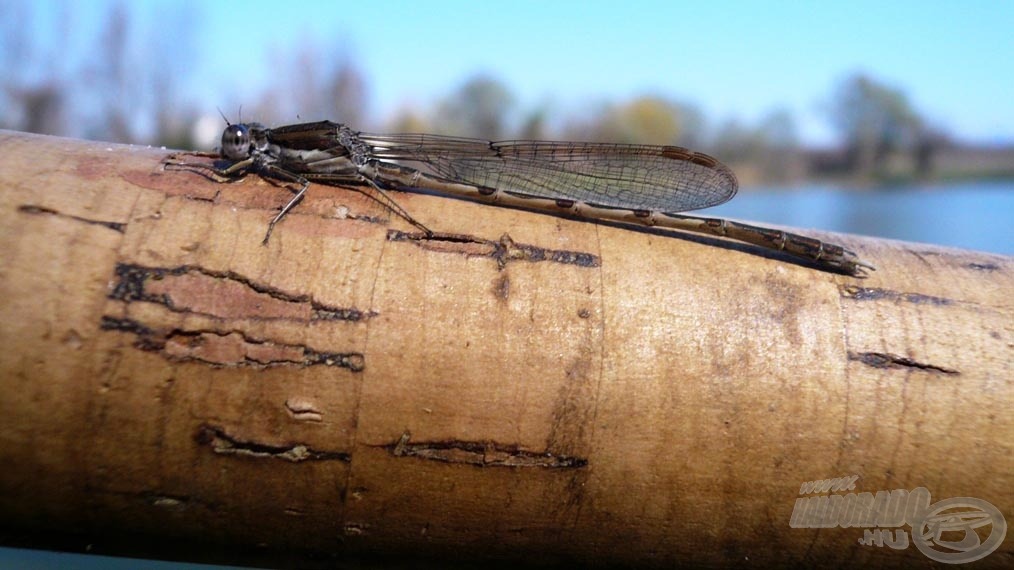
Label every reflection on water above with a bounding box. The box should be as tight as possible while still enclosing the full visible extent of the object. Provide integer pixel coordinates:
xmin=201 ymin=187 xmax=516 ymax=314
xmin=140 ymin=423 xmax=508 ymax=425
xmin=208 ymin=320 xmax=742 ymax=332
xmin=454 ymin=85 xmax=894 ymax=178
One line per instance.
xmin=704 ymin=180 xmax=1014 ymax=256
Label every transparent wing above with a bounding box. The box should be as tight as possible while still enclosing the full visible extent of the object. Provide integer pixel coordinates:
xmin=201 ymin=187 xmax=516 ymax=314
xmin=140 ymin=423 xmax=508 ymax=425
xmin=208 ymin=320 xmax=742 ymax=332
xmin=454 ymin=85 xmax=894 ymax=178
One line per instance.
xmin=358 ymin=133 xmax=738 ymax=212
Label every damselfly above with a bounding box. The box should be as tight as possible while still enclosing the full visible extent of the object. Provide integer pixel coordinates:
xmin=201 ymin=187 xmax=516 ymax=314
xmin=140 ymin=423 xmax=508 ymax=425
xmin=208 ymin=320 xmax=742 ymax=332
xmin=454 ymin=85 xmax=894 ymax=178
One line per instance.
xmin=168 ymin=120 xmax=874 ymax=276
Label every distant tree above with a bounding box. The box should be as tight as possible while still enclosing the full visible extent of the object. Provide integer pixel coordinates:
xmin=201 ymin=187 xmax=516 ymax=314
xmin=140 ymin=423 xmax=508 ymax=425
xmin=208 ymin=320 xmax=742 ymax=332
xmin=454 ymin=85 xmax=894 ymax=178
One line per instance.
xmin=601 ymin=96 xmax=680 ymax=144
xmin=755 ymin=109 xmax=803 ymax=182
xmin=92 ymin=2 xmax=135 ymax=142
xmin=433 ymin=75 xmax=516 ymax=139
xmin=149 ymin=2 xmax=198 ymax=148
xmin=912 ymin=125 xmax=953 ymax=180
xmin=385 ymin=108 xmax=431 ymax=133
xmin=712 ymin=118 xmax=757 ymax=162
xmin=254 ymin=44 xmax=369 ymax=130
xmin=757 ymin=108 xmax=799 ymax=149
xmin=90 ymin=1 xmax=200 ymax=145
xmin=827 ymin=73 xmax=923 ymax=179
xmin=0 ymin=0 xmax=70 ymax=136
xmin=518 ymin=108 xmax=549 ymax=140
xmin=565 ymin=96 xmax=704 ymax=147
xmin=328 ymin=63 xmax=369 ymax=126
xmin=1 ymin=1 xmax=198 ymax=146
xmin=711 ymin=110 xmax=804 ymax=184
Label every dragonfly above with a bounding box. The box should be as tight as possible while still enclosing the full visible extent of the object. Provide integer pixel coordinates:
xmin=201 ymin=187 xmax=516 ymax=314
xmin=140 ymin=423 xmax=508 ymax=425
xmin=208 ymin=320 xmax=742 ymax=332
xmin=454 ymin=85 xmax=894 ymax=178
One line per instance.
xmin=167 ymin=120 xmax=874 ymax=276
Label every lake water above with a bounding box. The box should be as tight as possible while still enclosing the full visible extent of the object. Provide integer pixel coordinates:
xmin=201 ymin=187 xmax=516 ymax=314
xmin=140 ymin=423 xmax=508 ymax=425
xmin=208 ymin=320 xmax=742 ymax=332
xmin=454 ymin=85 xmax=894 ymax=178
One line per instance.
xmin=704 ymin=180 xmax=1013 ymax=256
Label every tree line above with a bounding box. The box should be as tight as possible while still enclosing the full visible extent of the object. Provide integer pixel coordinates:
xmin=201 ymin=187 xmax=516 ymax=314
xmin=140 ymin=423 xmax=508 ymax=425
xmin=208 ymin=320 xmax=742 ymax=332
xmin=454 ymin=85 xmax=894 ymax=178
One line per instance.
xmin=0 ymin=2 xmax=984 ymax=185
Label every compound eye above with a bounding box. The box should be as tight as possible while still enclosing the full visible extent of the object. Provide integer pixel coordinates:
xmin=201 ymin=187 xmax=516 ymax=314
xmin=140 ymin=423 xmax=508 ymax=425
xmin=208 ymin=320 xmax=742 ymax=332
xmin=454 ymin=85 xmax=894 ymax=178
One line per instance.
xmin=221 ymin=124 xmax=251 ymax=160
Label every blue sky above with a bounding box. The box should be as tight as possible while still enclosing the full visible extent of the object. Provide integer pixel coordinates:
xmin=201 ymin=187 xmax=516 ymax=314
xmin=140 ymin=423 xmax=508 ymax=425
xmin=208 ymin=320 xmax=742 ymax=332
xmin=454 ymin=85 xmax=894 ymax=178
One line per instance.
xmin=22 ymin=0 xmax=1014 ymax=145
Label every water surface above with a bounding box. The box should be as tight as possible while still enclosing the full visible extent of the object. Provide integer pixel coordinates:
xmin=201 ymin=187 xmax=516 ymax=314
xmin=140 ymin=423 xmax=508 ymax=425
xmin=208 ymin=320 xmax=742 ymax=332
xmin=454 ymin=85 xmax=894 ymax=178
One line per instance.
xmin=704 ymin=180 xmax=1013 ymax=255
